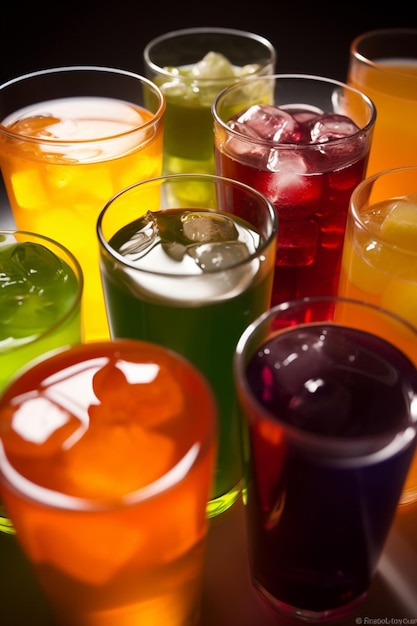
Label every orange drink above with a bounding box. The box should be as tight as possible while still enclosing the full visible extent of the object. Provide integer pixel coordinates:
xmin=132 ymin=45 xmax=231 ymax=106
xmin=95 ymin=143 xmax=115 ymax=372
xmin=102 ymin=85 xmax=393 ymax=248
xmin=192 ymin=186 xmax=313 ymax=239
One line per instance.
xmin=338 ymin=166 xmax=417 ymax=505
xmin=0 ymin=339 xmax=216 ymax=626
xmin=347 ymin=29 xmax=417 ymax=196
xmin=0 ymin=67 xmax=165 ymax=342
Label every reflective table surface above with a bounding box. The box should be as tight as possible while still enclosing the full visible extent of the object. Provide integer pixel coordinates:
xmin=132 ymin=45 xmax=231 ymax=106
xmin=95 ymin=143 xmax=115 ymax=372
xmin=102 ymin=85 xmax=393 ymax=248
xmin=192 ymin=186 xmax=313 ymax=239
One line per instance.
xmin=1 ymin=496 xmax=416 ymax=625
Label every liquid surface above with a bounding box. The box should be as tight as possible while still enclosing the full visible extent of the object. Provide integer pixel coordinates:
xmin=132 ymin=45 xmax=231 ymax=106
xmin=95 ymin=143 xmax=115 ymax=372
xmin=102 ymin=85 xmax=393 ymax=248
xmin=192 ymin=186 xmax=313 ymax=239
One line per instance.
xmin=2 ymin=97 xmax=151 ymax=161
xmin=109 ymin=208 xmax=263 ymax=303
xmin=247 ymin=323 xmax=415 ymax=437
xmin=159 ymin=52 xmax=261 ymax=106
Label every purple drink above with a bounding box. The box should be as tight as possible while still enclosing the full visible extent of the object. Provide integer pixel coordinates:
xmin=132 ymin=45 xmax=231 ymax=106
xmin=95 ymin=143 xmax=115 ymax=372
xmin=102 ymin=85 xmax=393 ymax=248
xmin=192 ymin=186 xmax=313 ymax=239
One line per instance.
xmin=242 ymin=323 xmax=417 ymax=616
xmin=213 ymin=75 xmax=375 ymax=309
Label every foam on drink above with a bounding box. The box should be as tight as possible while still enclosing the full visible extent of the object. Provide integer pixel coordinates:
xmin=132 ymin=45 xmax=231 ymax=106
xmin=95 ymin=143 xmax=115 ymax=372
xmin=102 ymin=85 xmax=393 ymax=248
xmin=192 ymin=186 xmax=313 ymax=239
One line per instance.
xmin=2 ymin=97 xmax=153 ymax=162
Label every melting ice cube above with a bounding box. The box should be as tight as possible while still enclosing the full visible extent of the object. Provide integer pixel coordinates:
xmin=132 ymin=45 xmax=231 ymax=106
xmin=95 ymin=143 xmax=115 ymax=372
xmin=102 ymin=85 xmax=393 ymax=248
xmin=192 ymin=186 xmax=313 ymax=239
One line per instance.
xmin=187 ymin=241 xmax=250 ymax=272
xmin=308 ymin=113 xmax=360 ymax=143
xmin=230 ymin=104 xmax=303 ymax=143
xmin=118 ymin=211 xmax=160 ymax=261
xmin=181 ymin=212 xmax=239 ymax=243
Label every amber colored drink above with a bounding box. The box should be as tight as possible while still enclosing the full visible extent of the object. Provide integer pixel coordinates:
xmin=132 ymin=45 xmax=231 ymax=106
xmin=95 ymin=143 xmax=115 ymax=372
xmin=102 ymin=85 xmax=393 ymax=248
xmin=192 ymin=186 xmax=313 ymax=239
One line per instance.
xmin=347 ymin=29 xmax=417 ymax=197
xmin=0 ymin=67 xmax=165 ymax=341
xmin=0 ymin=340 xmax=216 ymax=626
xmin=338 ymin=166 xmax=417 ymax=505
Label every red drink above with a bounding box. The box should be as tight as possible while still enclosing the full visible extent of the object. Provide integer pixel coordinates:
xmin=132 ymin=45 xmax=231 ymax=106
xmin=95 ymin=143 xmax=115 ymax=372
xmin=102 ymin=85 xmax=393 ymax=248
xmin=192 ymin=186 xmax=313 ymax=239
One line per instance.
xmin=213 ymin=75 xmax=376 ymax=308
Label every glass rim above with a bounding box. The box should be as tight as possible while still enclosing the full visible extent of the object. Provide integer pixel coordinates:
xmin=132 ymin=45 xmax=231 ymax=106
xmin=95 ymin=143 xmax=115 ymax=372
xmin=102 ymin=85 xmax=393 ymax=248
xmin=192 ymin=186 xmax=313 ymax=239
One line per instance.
xmin=350 ymin=28 xmax=417 ymax=80
xmin=233 ymin=294 xmax=417 ymax=457
xmin=96 ymin=172 xmax=278 ymax=277
xmin=143 ymin=26 xmax=277 ymax=80
xmin=350 ymin=165 xmax=417 ymax=256
xmin=0 ymin=338 xmax=217 ymax=511
xmin=0 ymin=229 xmax=84 ymax=344
xmin=0 ymin=65 xmax=166 ymax=144
xmin=212 ymin=73 xmax=377 ymax=148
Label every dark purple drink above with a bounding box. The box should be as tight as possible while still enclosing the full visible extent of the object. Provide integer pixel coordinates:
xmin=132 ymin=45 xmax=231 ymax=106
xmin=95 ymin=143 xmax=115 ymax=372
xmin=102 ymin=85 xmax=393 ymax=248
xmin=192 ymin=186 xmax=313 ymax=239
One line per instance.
xmin=243 ymin=323 xmax=417 ymax=615
xmin=213 ymin=75 xmax=375 ymax=310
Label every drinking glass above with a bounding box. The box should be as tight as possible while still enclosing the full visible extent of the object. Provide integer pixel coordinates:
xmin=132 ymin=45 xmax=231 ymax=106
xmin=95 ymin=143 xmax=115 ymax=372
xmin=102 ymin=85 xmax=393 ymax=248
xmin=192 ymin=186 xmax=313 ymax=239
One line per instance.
xmin=213 ymin=73 xmax=376 ymax=311
xmin=234 ymin=295 xmax=417 ymax=621
xmin=97 ymin=173 xmax=277 ymax=517
xmin=347 ymin=28 xmax=417 ymax=196
xmin=0 ymin=66 xmax=165 ymax=341
xmin=0 ymin=339 xmax=216 ymax=626
xmin=0 ymin=229 xmax=83 ymax=534
xmin=143 ymin=27 xmax=276 ymax=205
xmin=338 ymin=165 xmax=417 ymax=505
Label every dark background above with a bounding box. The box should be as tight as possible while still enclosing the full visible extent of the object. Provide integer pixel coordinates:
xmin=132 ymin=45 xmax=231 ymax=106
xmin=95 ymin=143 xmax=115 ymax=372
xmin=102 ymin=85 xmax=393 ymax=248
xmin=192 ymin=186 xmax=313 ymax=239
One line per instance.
xmin=0 ymin=1 xmax=416 ymax=228
xmin=1 ymin=1 xmax=416 ymax=85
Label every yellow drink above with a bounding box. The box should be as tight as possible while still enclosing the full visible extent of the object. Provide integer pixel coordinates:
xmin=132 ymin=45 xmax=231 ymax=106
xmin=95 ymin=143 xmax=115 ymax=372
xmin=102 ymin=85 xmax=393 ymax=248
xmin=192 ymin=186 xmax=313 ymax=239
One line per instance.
xmin=338 ymin=166 xmax=417 ymax=505
xmin=347 ymin=29 xmax=417 ymax=198
xmin=0 ymin=68 xmax=165 ymax=341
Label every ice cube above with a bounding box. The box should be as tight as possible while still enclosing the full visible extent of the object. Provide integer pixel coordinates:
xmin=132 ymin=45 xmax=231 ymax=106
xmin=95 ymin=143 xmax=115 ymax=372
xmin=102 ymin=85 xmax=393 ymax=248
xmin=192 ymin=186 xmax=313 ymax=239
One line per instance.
xmin=12 ymin=242 xmax=67 ymax=288
xmin=380 ymin=196 xmax=417 ymax=249
xmin=10 ymin=168 xmax=49 ymax=210
xmin=308 ymin=113 xmax=360 ymax=144
xmin=229 ymin=104 xmax=302 ymax=143
xmin=264 ymin=151 xmax=322 ymax=217
xmin=118 ymin=212 xmax=160 ymax=261
xmin=187 ymin=241 xmax=250 ymax=272
xmin=181 ymin=212 xmax=239 ymax=243
xmin=190 ymin=51 xmax=236 ymax=80
xmin=9 ymin=115 xmax=61 ymax=139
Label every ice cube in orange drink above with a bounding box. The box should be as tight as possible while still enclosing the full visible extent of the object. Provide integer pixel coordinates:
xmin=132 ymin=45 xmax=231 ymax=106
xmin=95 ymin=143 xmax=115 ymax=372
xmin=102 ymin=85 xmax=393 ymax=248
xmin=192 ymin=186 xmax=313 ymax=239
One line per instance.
xmin=0 ymin=339 xmax=216 ymax=626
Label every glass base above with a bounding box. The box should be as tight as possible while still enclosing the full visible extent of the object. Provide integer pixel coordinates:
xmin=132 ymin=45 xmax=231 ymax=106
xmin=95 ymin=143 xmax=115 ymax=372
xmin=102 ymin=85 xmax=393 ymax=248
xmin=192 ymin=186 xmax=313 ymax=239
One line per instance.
xmin=206 ymin=481 xmax=241 ymax=518
xmin=254 ymin=580 xmax=367 ymax=623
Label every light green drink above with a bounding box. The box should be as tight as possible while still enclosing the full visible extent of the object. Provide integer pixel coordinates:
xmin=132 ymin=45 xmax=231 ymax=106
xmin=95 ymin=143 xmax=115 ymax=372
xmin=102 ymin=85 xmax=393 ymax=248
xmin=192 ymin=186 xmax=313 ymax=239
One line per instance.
xmin=143 ymin=28 xmax=276 ymax=205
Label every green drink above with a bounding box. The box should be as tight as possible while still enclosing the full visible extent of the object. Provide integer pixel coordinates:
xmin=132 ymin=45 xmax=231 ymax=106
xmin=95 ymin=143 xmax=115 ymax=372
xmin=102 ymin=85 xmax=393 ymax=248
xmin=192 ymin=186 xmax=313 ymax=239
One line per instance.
xmin=97 ymin=174 xmax=277 ymax=517
xmin=0 ymin=232 xmax=83 ymax=392
xmin=0 ymin=230 xmax=83 ymax=533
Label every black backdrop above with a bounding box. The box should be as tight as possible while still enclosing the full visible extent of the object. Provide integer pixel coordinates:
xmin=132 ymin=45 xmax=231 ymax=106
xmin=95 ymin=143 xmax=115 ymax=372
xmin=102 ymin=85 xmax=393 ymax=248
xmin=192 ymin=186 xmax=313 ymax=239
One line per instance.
xmin=1 ymin=1 xmax=416 ymax=85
